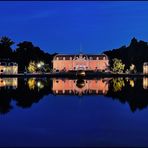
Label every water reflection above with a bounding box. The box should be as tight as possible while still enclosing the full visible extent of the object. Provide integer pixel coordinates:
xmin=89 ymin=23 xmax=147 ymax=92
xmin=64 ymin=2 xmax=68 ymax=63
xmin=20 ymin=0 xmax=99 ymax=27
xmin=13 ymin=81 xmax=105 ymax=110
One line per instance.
xmin=143 ymin=77 xmax=148 ymax=89
xmin=52 ymin=78 xmax=110 ymax=96
xmin=0 ymin=77 xmax=147 ymax=114
xmin=107 ymin=77 xmax=148 ymax=112
xmin=28 ymin=78 xmax=45 ymax=90
xmin=0 ymin=78 xmax=17 ymax=89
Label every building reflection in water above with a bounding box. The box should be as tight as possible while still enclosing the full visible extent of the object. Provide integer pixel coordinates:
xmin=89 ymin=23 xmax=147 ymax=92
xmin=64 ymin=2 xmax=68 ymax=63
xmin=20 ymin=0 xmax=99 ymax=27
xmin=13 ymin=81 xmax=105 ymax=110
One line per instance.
xmin=143 ymin=77 xmax=148 ymax=89
xmin=52 ymin=78 xmax=110 ymax=96
xmin=0 ymin=77 xmax=147 ymax=114
xmin=0 ymin=78 xmax=18 ymax=89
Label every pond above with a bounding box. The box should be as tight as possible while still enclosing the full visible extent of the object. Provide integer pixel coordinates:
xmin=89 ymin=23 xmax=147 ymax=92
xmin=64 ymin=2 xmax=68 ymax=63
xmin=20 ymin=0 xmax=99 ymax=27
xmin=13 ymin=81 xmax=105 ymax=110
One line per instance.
xmin=0 ymin=77 xmax=148 ymax=147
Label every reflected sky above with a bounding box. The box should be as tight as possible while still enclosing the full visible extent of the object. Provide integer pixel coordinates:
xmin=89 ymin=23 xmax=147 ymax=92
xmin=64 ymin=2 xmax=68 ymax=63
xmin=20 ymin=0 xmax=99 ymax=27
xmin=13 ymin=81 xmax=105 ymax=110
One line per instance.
xmin=0 ymin=77 xmax=147 ymax=146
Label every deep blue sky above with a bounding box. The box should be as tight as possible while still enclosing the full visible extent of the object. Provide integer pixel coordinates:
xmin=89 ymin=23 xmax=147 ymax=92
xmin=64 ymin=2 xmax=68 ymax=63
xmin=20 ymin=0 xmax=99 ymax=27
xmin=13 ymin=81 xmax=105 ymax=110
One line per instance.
xmin=0 ymin=1 xmax=148 ymax=54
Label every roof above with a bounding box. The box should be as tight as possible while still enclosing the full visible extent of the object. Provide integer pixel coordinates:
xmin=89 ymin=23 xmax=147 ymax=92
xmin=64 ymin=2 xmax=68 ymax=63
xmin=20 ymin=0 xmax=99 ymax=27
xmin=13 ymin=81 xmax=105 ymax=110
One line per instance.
xmin=0 ymin=59 xmax=18 ymax=66
xmin=0 ymin=59 xmax=17 ymax=63
xmin=53 ymin=53 xmax=108 ymax=60
xmin=144 ymin=62 xmax=148 ymax=66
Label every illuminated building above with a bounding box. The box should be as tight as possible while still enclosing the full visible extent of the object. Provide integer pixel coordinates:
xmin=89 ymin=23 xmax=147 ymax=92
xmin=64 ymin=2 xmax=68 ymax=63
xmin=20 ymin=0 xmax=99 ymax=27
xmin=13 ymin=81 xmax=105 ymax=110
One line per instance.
xmin=52 ymin=79 xmax=110 ymax=95
xmin=52 ymin=53 xmax=109 ymax=72
xmin=143 ymin=62 xmax=148 ymax=74
xmin=0 ymin=60 xmax=18 ymax=74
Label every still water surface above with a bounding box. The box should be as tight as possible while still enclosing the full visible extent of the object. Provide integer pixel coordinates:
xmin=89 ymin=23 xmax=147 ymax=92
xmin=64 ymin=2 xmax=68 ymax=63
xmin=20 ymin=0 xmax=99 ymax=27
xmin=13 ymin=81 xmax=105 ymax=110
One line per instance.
xmin=0 ymin=77 xmax=148 ymax=146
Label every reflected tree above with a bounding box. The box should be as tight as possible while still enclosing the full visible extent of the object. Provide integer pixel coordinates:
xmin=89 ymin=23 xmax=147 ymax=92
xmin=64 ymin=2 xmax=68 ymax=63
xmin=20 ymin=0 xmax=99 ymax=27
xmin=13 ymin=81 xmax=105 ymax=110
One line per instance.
xmin=112 ymin=78 xmax=125 ymax=92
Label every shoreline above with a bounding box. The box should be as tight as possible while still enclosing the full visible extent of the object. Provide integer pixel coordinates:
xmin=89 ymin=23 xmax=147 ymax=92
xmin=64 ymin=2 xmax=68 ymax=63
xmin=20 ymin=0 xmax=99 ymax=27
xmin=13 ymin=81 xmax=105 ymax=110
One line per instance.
xmin=0 ymin=72 xmax=147 ymax=78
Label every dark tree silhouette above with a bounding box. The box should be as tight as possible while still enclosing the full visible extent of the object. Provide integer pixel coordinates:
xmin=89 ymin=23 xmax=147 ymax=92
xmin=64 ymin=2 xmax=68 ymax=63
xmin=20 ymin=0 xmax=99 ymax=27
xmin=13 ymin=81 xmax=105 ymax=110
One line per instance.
xmin=0 ymin=36 xmax=14 ymax=47
xmin=14 ymin=41 xmax=57 ymax=72
xmin=104 ymin=37 xmax=148 ymax=72
xmin=0 ymin=36 xmax=14 ymax=59
xmin=0 ymin=36 xmax=147 ymax=73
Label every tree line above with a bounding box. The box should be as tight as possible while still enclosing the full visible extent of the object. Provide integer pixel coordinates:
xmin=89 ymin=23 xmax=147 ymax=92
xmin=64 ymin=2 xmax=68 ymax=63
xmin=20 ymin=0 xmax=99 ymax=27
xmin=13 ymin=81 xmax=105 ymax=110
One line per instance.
xmin=0 ymin=36 xmax=147 ymax=73
xmin=104 ymin=37 xmax=148 ymax=73
xmin=0 ymin=36 xmax=57 ymax=72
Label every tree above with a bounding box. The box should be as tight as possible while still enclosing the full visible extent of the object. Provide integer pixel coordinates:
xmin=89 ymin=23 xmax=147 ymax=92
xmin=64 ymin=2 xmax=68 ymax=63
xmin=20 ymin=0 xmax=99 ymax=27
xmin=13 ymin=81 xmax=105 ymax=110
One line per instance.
xmin=104 ymin=38 xmax=148 ymax=72
xmin=112 ymin=58 xmax=125 ymax=73
xmin=14 ymin=41 xmax=56 ymax=72
xmin=0 ymin=36 xmax=14 ymax=47
xmin=27 ymin=61 xmax=37 ymax=73
xmin=0 ymin=36 xmax=14 ymax=59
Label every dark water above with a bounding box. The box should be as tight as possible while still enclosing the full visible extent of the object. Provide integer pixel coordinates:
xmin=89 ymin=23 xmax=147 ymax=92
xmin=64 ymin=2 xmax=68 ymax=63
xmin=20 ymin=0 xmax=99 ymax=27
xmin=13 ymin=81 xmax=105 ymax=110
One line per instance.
xmin=0 ymin=77 xmax=148 ymax=147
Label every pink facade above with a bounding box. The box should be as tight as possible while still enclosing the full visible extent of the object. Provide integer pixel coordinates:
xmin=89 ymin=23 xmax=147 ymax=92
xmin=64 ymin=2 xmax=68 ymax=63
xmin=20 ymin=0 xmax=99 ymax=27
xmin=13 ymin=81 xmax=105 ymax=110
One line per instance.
xmin=52 ymin=78 xmax=110 ymax=95
xmin=143 ymin=62 xmax=148 ymax=74
xmin=52 ymin=53 xmax=109 ymax=72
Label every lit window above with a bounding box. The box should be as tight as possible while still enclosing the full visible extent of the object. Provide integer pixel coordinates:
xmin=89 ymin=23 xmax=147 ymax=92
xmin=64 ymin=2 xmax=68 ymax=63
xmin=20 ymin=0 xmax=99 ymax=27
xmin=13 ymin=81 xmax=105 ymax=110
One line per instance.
xmin=57 ymin=57 xmax=59 ymax=60
xmin=63 ymin=57 xmax=65 ymax=60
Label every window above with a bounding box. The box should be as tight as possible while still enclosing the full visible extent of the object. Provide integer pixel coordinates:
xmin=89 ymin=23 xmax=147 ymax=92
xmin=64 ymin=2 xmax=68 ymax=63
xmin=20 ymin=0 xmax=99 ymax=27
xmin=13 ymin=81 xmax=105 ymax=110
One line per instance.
xmin=99 ymin=57 xmax=103 ymax=60
xmin=90 ymin=57 xmax=92 ymax=60
xmin=63 ymin=57 xmax=65 ymax=60
xmin=70 ymin=57 xmax=72 ymax=60
xmin=9 ymin=62 xmax=14 ymax=66
xmin=56 ymin=57 xmax=59 ymax=60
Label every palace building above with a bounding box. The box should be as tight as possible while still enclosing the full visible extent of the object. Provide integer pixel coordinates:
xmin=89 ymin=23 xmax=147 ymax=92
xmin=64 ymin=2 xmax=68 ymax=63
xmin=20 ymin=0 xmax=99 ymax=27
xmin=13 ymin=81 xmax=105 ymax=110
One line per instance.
xmin=52 ymin=53 xmax=109 ymax=72
xmin=0 ymin=60 xmax=18 ymax=74
xmin=143 ymin=62 xmax=148 ymax=74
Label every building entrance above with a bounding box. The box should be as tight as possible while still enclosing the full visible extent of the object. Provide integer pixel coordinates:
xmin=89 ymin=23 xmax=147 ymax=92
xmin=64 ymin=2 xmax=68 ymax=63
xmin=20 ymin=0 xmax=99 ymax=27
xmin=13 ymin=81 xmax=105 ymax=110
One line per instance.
xmin=76 ymin=64 xmax=87 ymax=70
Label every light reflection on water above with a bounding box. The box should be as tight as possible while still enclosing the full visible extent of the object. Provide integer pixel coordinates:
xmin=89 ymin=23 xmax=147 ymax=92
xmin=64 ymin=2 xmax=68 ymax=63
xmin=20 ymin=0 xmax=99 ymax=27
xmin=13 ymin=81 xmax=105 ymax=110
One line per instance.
xmin=0 ymin=77 xmax=147 ymax=114
xmin=0 ymin=77 xmax=148 ymax=146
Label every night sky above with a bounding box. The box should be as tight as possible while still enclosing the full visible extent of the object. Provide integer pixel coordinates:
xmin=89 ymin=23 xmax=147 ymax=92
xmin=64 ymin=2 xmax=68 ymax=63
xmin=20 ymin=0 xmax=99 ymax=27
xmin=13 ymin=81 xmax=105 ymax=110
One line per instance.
xmin=0 ymin=1 xmax=148 ymax=54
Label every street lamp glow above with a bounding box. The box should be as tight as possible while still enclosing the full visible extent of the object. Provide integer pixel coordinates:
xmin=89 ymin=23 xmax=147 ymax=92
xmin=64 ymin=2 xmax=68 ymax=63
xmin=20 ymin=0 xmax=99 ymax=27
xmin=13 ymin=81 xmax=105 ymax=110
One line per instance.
xmin=37 ymin=61 xmax=44 ymax=68
xmin=37 ymin=63 xmax=41 ymax=68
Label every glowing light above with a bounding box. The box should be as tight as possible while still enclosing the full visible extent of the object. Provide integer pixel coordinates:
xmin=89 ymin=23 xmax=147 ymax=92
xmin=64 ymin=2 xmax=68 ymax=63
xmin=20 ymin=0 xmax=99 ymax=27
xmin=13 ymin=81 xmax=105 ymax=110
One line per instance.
xmin=129 ymin=80 xmax=134 ymax=87
xmin=37 ymin=61 xmax=44 ymax=68
xmin=37 ymin=63 xmax=41 ymax=68
xmin=37 ymin=81 xmax=44 ymax=89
